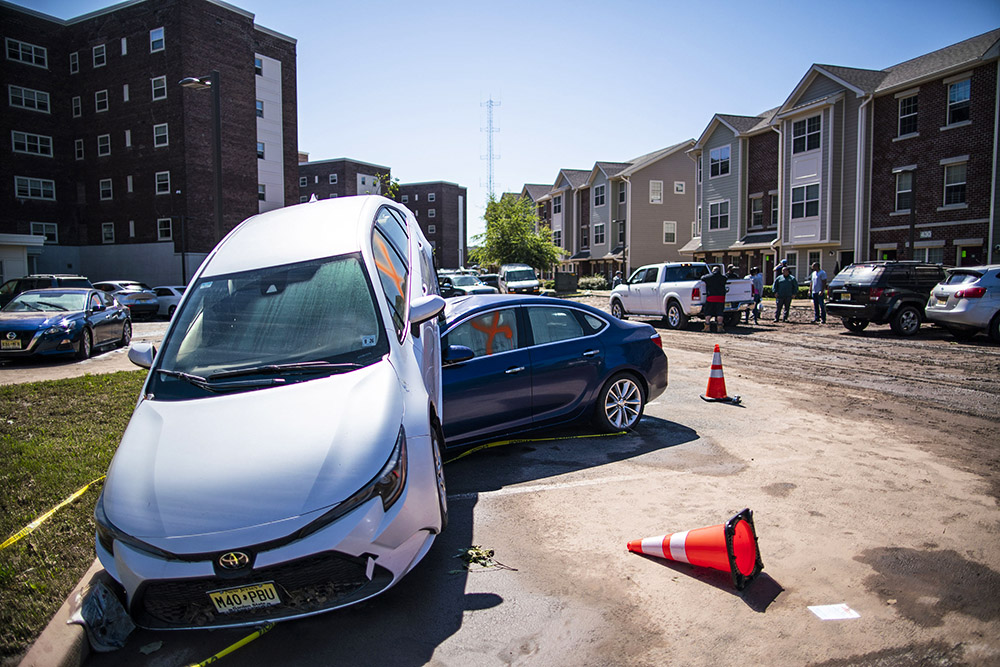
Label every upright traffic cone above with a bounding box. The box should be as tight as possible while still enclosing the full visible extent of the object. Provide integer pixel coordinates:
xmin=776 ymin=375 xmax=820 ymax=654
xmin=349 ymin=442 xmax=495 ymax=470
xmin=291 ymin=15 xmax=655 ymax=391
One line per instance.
xmin=701 ymin=344 xmax=740 ymax=404
xmin=627 ymin=508 xmax=763 ymax=590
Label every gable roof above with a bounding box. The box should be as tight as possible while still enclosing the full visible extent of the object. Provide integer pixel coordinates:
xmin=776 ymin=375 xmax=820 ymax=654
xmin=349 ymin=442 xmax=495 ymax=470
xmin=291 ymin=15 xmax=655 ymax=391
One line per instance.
xmin=595 ymin=161 xmax=632 ymax=178
xmin=620 ymin=140 xmax=695 ymax=177
xmin=876 ymin=28 xmax=1000 ymax=93
xmin=692 ymin=109 xmax=776 ymax=150
xmin=559 ymin=169 xmax=591 ymax=190
xmin=521 ymin=183 xmax=551 ymax=201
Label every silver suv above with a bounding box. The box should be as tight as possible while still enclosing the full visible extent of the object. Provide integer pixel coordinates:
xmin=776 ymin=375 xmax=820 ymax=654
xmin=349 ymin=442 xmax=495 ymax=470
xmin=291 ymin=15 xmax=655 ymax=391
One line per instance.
xmin=925 ymin=265 xmax=1000 ymax=342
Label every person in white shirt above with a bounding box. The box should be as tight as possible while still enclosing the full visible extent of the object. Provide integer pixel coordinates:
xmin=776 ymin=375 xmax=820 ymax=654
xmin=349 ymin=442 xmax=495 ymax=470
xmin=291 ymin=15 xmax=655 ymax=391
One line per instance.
xmin=809 ymin=261 xmax=828 ymax=324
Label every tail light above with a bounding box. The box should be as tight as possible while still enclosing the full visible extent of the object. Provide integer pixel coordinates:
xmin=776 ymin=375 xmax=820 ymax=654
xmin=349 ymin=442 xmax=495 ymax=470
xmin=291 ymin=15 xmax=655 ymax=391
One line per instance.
xmin=650 ymin=332 xmax=662 ymax=349
xmin=691 ymin=286 xmax=701 ymax=300
xmin=869 ymin=287 xmax=884 ymax=300
xmin=955 ymin=286 xmax=986 ymax=298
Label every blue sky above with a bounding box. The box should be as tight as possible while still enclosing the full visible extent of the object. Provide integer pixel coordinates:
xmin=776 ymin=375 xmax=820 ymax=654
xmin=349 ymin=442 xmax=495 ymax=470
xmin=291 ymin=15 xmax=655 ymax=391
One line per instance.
xmin=12 ymin=0 xmax=1000 ymax=240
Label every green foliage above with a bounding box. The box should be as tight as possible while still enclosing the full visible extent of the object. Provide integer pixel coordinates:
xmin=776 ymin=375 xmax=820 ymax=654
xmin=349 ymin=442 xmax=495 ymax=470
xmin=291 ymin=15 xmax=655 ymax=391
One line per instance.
xmin=761 ymin=285 xmax=811 ymax=299
xmin=578 ymin=275 xmax=608 ymax=290
xmin=543 ymin=279 xmax=555 ymax=290
xmin=374 ymin=173 xmax=400 ymax=201
xmin=470 ymin=195 xmax=565 ymax=271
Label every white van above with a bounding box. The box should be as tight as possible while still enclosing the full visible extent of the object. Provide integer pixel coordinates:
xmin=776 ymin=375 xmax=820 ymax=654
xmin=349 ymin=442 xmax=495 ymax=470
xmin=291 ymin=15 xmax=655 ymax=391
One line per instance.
xmin=498 ymin=263 xmax=541 ymax=294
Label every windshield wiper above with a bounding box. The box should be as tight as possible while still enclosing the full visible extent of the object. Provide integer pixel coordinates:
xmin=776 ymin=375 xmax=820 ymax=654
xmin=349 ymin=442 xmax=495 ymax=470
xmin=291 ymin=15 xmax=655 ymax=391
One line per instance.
xmin=157 ymin=368 xmax=289 ymax=392
xmin=208 ymin=361 xmax=363 ymax=381
xmin=156 ymin=369 xmax=219 ymax=391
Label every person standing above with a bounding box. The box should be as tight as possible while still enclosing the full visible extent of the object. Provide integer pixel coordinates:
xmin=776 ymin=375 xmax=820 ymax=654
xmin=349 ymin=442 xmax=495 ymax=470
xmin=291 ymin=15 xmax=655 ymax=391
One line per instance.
xmin=809 ymin=261 xmax=828 ymax=323
xmin=612 ymin=270 xmax=623 ymax=288
xmin=773 ymin=258 xmax=789 ymax=280
xmin=772 ymin=266 xmax=798 ymax=322
xmin=744 ymin=266 xmax=763 ymax=324
xmin=702 ymin=265 xmax=728 ymax=333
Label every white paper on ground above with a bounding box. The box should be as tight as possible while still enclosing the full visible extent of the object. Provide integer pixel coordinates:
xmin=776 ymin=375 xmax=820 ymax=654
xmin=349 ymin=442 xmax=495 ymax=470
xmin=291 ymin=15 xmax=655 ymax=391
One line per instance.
xmin=808 ymin=603 xmax=861 ymax=620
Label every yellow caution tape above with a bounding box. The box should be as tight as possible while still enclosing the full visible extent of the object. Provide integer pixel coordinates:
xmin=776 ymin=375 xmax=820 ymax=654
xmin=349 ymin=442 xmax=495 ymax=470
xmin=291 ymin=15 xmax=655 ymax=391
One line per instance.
xmin=0 ymin=475 xmax=106 ymax=551
xmin=188 ymin=622 xmax=276 ymax=666
xmin=444 ymin=431 xmax=626 ymax=465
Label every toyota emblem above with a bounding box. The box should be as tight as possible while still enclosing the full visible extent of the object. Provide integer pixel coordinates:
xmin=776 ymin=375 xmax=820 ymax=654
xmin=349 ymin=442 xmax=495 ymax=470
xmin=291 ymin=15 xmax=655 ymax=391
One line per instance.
xmin=218 ymin=551 xmax=250 ymax=570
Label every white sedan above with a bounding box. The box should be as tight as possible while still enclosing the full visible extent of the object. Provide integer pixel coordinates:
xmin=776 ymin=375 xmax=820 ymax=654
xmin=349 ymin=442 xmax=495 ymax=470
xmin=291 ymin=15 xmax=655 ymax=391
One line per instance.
xmin=152 ymin=285 xmax=186 ymax=318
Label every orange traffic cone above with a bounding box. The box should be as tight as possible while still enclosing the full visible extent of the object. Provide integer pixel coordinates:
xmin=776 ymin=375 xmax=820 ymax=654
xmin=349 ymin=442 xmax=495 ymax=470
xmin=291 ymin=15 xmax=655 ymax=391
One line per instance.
xmin=701 ymin=344 xmax=740 ymax=404
xmin=627 ymin=508 xmax=763 ymax=590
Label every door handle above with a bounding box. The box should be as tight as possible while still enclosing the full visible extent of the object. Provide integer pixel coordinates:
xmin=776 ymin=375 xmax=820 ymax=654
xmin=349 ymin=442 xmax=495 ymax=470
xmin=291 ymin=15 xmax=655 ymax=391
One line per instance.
xmin=583 ymin=349 xmax=599 ymax=357
xmin=505 ymin=366 xmax=525 ymax=374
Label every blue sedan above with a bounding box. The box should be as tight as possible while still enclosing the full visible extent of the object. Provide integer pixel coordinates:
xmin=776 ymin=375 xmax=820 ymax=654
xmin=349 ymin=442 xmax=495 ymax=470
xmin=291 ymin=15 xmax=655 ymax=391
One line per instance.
xmin=0 ymin=288 xmax=132 ymax=360
xmin=441 ymin=295 xmax=668 ymax=448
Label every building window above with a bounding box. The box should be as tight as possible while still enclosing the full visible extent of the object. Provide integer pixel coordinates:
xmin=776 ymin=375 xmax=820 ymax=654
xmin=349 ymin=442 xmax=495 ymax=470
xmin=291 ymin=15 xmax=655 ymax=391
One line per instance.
xmin=791 ymin=184 xmax=820 ymax=219
xmin=69 ymin=51 xmax=79 ymax=73
xmin=97 ymin=134 xmax=111 ymax=156
xmin=618 ymin=181 xmax=627 ymax=204
xmin=793 ymin=115 xmax=821 ymax=153
xmin=299 ymin=195 xmax=308 ymax=203
xmin=674 ymin=181 xmax=685 ymax=195
xmin=428 ymin=209 xmax=436 ymax=218
xmin=898 ymin=95 xmax=918 ymax=136
xmin=123 ymin=83 xmax=130 ymax=102
xmin=255 ymin=99 xmax=264 ymax=118
xmin=428 ymin=192 xmax=436 ymax=202
xmin=594 ymin=185 xmax=606 ymax=207
xmin=399 ymin=194 xmax=408 ymax=203
xmin=663 ymin=221 xmax=677 ymax=244
xmin=102 ymin=222 xmax=115 ymax=243
xmin=95 ymin=89 xmax=109 ymax=112
xmin=709 ymin=201 xmax=729 ymax=230
xmin=696 ymin=206 xmax=702 ymax=236
xmin=943 ymin=163 xmax=966 ymax=206
xmin=256 ymin=142 xmax=265 ymax=159
xmin=124 ymin=129 xmax=132 ymax=147
xmin=6 ymin=38 xmax=48 ymax=68
xmin=650 ymin=180 xmax=663 ymax=204
xmin=770 ymin=194 xmax=779 ymax=225
xmin=553 ymin=230 xmax=561 ymax=247
xmin=121 ymin=37 xmax=127 ymax=56
xmin=785 ymin=252 xmax=798 ymax=276
xmin=298 ymin=176 xmax=308 ymax=187
xmin=709 ymin=146 xmax=731 ymax=177
xmin=428 ymin=224 xmax=436 ymax=234
xmin=99 ymin=178 xmax=113 ymax=200
xmin=75 ymin=139 xmax=84 ymax=160
xmin=151 ymin=76 xmax=166 ymax=100
xmin=808 ymin=251 xmax=821 ymax=269
xmin=947 ymin=79 xmax=970 ymax=125
xmin=72 ymin=96 xmax=81 ymax=117
xmin=12 ymin=131 xmax=53 ymax=157
xmin=93 ymin=44 xmax=106 ymax=68
xmin=361 ymin=176 xmax=367 ymax=185
xmin=750 ymin=197 xmax=763 ymax=227
xmin=15 ymin=176 xmax=55 ymax=200
xmin=329 ymin=193 xmax=338 ymax=198
xmin=155 ymin=171 xmax=170 ymax=195
xmin=150 ymin=27 xmax=165 ymax=53
xmin=697 ymin=158 xmax=703 ymax=183
xmin=895 ymin=172 xmax=912 ymax=211
xmin=618 ymin=220 xmax=626 ymax=243
xmin=913 ymin=246 xmax=945 ymax=264
xmin=328 ymin=173 xmax=338 ymax=184
xmin=9 ymin=85 xmax=50 ymax=113
xmin=253 ymin=184 xmax=264 ymax=201
xmin=594 ymin=222 xmax=605 ymax=245
xmin=553 ymin=195 xmax=562 ymax=213
xmin=31 ymin=222 xmax=58 ymax=243
xmin=128 ymin=220 xmax=135 ymax=238
xmin=153 ymin=123 xmax=169 ymax=147
xmin=157 ymin=218 xmax=173 ymax=240
xmin=254 ymin=57 xmax=263 ymax=76
xmin=581 ymin=226 xmax=589 ymax=248
xmin=126 ymin=175 xmax=133 ymax=192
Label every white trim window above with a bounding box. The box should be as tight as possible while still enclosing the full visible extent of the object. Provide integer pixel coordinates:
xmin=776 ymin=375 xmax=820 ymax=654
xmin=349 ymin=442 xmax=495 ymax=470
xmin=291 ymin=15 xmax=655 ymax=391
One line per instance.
xmin=99 ymin=178 xmax=113 ymax=201
xmin=329 ymin=173 xmax=338 ymax=185
xmin=123 ymin=84 xmax=129 ymax=102
xmin=618 ymin=181 xmax=626 ymax=204
xmin=696 ymin=206 xmax=702 ymax=236
xmin=15 ymin=176 xmax=55 ymax=200
xmin=258 ymin=184 xmax=266 ymax=201
xmin=69 ymin=51 xmax=79 ymax=74
xmin=697 ymin=158 xmax=703 ymax=183
xmin=102 ymin=222 xmax=115 ymax=244
xmin=895 ymin=171 xmax=912 ymax=211
xmin=708 ymin=201 xmax=729 ymax=230
xmin=157 ymin=218 xmax=173 ymax=241
xmin=254 ymin=57 xmax=263 ymax=76
xmin=594 ymin=185 xmax=606 ymax=207
xmin=95 ymin=89 xmax=109 ymax=112
xmin=299 ymin=195 xmax=308 ymax=203
xmin=428 ymin=192 xmax=436 ymax=202
xmin=12 ymin=131 xmax=53 ymax=157
xmin=750 ymin=197 xmax=763 ymax=228
xmin=31 ymin=222 xmax=58 ymax=243
xmin=150 ymin=27 xmax=165 ymax=53
xmin=913 ymin=246 xmax=945 ymax=264
xmin=674 ymin=181 xmax=685 ymax=195
xmin=594 ymin=222 xmax=605 ymax=245
xmin=6 ymin=38 xmax=48 ymax=68
xmin=121 ymin=37 xmax=127 ymax=56
xmin=155 ymin=171 xmax=170 ymax=195
xmin=97 ymin=134 xmax=111 ymax=156
xmin=791 ymin=184 xmax=820 ymax=219
xmin=72 ymin=96 xmax=81 ymax=117
xmin=299 ymin=176 xmax=308 ymax=187
xmin=124 ymin=129 xmax=131 ymax=147
xmin=428 ymin=224 xmax=437 ymax=234
xmin=947 ymin=79 xmax=970 ymax=125
xmin=553 ymin=195 xmax=562 ymax=213
xmin=770 ymin=194 xmax=779 ymax=226
xmin=785 ymin=251 xmax=798 ymax=276
xmin=649 ymin=180 xmax=663 ymax=204
xmin=256 ymin=142 xmax=265 ymax=159
xmin=943 ymin=163 xmax=967 ymax=206
xmin=126 ymin=175 xmax=133 ymax=193
xmin=151 ymin=76 xmax=166 ymax=100
xmin=153 ymin=123 xmax=169 ymax=147
xmin=93 ymin=44 xmax=106 ymax=68
xmin=709 ymin=145 xmax=730 ymax=177
xmin=9 ymin=85 xmax=50 ymax=113
xmin=400 ymin=194 xmax=408 ymax=203
xmin=662 ymin=221 xmax=676 ymax=244
xmin=792 ymin=115 xmax=821 ymax=153
xmin=255 ymin=99 xmax=264 ymax=118
xmin=553 ymin=230 xmax=561 ymax=247
xmin=898 ymin=95 xmax=918 ymax=136
xmin=75 ymin=139 xmax=84 ymax=160
xmin=428 ymin=208 xmax=436 ymax=218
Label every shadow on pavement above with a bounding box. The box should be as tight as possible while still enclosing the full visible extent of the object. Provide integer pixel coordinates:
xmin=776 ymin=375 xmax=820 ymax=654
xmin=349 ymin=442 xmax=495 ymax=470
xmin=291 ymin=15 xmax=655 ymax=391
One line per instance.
xmin=635 ymin=554 xmax=784 ymax=613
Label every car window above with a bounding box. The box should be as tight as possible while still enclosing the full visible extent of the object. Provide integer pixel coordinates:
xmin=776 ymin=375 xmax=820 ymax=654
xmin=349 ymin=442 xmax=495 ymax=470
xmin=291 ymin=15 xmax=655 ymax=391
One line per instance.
xmin=944 ymin=272 xmax=980 ymax=285
xmin=0 ymin=280 xmax=17 ymax=297
xmin=446 ymin=308 xmax=519 ymax=357
xmin=527 ymin=306 xmax=585 ymax=345
xmin=830 ymin=265 xmax=883 ymax=286
xmin=372 ymin=228 xmax=410 ymax=337
xmin=915 ymin=266 xmax=945 ymax=288
xmin=661 ymin=267 xmax=682 ymax=282
xmin=155 ymin=288 xmax=173 ymax=297
xmin=99 ymin=292 xmax=115 ymax=307
xmin=375 ymin=206 xmax=409 ymax=265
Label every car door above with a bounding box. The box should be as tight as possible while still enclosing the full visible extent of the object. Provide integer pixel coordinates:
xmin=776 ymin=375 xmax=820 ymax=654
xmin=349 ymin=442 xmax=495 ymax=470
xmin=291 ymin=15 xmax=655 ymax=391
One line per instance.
xmin=86 ymin=291 xmax=113 ymax=345
xmin=637 ymin=266 xmax=663 ymax=313
xmin=441 ymin=306 xmax=532 ymax=444
xmin=525 ymin=305 xmax=605 ymax=425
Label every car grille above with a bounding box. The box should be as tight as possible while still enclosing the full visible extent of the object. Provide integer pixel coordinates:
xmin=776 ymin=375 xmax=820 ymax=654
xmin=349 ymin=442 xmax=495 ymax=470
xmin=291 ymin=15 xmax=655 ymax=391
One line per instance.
xmin=135 ymin=551 xmax=391 ymax=628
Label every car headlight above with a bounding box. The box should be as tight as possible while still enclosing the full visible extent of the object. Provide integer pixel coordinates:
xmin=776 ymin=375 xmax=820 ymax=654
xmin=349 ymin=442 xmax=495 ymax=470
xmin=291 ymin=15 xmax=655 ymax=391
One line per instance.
xmin=297 ymin=426 xmax=408 ymax=540
xmin=44 ymin=320 xmax=75 ymax=335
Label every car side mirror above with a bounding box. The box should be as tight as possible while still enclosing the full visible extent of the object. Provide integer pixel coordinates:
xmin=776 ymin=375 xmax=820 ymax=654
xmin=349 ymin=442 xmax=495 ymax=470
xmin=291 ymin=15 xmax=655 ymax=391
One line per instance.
xmin=409 ymin=294 xmax=446 ymax=338
xmin=127 ymin=342 xmax=156 ymax=369
xmin=443 ymin=344 xmax=474 ymax=366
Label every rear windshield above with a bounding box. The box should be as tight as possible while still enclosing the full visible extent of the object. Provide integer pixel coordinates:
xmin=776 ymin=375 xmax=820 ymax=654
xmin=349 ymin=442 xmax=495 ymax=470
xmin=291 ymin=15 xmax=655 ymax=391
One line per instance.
xmin=830 ymin=265 xmax=883 ymax=287
xmin=943 ymin=271 xmax=980 ymax=285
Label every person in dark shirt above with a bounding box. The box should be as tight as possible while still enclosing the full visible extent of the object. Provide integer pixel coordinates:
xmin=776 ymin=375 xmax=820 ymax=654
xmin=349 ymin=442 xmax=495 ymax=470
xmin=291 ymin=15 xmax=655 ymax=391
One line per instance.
xmin=702 ymin=265 xmax=729 ymax=333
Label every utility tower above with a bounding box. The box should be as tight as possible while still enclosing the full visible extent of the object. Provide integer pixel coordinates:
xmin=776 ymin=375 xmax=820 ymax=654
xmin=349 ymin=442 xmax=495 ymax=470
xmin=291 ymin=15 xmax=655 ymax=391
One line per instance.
xmin=481 ymin=97 xmax=500 ymax=198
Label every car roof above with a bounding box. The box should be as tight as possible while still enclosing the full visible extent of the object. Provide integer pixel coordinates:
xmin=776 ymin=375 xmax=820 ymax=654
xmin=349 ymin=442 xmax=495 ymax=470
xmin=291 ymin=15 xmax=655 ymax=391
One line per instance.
xmin=443 ymin=294 xmax=598 ymax=323
xmin=17 ymin=287 xmax=94 ymax=295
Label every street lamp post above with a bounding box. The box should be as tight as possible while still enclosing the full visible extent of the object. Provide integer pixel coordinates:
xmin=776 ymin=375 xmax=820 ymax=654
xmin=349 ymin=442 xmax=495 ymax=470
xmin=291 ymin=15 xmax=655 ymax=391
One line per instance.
xmin=179 ymin=70 xmax=222 ymax=244
xmin=892 ymin=165 xmax=917 ymax=260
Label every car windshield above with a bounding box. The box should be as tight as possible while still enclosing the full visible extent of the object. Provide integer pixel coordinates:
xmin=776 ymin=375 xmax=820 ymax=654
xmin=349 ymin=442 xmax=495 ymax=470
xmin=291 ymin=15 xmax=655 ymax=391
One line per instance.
xmin=4 ymin=292 xmax=88 ymax=312
xmin=830 ymin=265 xmax=883 ymax=286
xmin=507 ymin=269 xmax=535 ymax=281
xmin=452 ymin=275 xmax=481 ymax=286
xmin=153 ymin=254 xmax=388 ymax=385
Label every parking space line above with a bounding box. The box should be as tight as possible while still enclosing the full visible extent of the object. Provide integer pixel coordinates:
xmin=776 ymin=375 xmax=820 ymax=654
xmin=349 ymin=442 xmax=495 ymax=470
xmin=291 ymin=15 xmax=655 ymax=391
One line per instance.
xmin=447 ymin=472 xmax=667 ymax=502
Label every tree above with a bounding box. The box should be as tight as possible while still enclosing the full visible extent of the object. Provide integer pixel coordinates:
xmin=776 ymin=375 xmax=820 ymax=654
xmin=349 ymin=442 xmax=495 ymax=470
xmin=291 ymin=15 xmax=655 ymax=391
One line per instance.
xmin=470 ymin=195 xmax=565 ymax=270
xmin=374 ymin=172 xmax=400 ymax=200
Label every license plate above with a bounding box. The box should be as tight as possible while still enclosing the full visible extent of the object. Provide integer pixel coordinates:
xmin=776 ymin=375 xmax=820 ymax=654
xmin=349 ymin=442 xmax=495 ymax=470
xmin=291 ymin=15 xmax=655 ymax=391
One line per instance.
xmin=725 ymin=302 xmax=733 ymax=309
xmin=840 ymin=293 xmax=851 ymax=301
xmin=1 ymin=339 xmax=21 ymax=350
xmin=208 ymin=582 xmax=280 ymax=614
xmin=937 ymin=297 xmax=947 ymax=306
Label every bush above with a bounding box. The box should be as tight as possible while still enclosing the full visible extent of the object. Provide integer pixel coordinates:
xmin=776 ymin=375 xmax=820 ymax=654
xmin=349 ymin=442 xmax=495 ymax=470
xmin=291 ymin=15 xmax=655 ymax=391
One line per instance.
xmin=543 ymin=279 xmax=555 ymax=290
xmin=762 ymin=285 xmax=811 ymax=299
xmin=578 ymin=275 xmax=608 ymax=290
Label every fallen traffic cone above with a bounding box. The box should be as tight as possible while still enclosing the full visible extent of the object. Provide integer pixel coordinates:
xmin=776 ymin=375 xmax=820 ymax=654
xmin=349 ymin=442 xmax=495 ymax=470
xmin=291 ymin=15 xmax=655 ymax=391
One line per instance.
xmin=701 ymin=344 xmax=740 ymax=404
xmin=627 ymin=508 xmax=764 ymax=590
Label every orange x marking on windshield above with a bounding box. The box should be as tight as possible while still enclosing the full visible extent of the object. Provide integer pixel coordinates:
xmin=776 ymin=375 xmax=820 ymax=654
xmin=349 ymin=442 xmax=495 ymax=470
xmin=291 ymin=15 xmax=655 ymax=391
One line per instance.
xmin=374 ymin=236 xmax=406 ymax=298
xmin=470 ymin=311 xmax=513 ymax=355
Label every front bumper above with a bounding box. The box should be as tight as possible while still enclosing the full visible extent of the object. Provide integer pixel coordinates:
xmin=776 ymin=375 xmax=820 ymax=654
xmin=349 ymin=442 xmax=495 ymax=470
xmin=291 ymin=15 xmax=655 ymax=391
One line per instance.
xmin=0 ymin=329 xmax=80 ymax=358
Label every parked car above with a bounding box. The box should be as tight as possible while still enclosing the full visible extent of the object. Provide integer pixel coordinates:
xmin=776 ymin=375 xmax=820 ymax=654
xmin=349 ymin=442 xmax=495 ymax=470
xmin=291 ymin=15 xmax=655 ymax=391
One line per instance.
xmin=152 ymin=285 xmax=186 ymax=318
xmin=0 ymin=288 xmax=131 ymax=360
xmin=925 ymin=264 xmax=1000 ymax=342
xmin=96 ymin=196 xmax=447 ymax=629
xmin=498 ymin=264 xmax=541 ymax=294
xmin=826 ymin=261 xmax=947 ymax=336
xmin=440 ymin=294 xmax=668 ymax=447
xmin=478 ymin=273 xmax=500 ymax=290
xmin=438 ymin=274 xmax=498 ymax=298
xmin=0 ymin=274 xmax=92 ymax=308
xmin=93 ymin=281 xmax=159 ymax=319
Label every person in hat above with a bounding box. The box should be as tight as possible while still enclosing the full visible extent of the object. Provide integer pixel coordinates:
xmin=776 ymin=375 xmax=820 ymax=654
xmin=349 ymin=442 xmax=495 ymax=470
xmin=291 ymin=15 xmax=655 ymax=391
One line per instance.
xmin=612 ymin=270 xmax=623 ymax=288
xmin=702 ymin=265 xmax=728 ymax=333
xmin=773 ymin=258 xmax=789 ymax=280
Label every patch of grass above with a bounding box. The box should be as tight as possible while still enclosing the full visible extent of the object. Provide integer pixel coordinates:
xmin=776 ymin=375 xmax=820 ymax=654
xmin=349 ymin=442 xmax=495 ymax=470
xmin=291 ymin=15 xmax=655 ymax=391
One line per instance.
xmin=0 ymin=371 xmax=146 ymax=662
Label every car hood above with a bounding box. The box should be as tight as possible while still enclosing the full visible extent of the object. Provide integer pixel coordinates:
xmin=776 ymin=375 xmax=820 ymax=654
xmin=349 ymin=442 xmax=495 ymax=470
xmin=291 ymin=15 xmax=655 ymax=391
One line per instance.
xmin=103 ymin=361 xmax=404 ymax=539
xmin=0 ymin=311 xmax=84 ymax=329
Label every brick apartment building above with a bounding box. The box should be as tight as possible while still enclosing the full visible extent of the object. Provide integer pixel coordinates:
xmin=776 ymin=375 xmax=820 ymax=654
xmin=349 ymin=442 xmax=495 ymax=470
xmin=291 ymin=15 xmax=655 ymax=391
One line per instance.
xmin=297 ymin=156 xmax=389 ymax=202
xmin=1 ymin=0 xmax=297 ymax=286
xmin=399 ymin=182 xmax=468 ymax=269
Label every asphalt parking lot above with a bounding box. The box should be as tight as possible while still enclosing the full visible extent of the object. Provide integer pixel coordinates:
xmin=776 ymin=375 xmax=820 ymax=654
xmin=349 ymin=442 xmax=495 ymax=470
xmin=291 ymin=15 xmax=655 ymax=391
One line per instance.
xmin=8 ymin=304 xmax=1000 ymax=666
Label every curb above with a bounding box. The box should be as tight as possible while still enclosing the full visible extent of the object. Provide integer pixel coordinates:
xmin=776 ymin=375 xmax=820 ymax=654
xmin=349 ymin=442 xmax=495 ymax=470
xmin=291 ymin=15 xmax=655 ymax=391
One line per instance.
xmin=19 ymin=559 xmax=105 ymax=667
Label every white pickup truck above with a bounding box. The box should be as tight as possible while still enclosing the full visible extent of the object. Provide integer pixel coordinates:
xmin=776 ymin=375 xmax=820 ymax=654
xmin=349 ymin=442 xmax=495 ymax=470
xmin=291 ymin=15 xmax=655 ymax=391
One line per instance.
xmin=609 ymin=262 xmax=755 ymax=329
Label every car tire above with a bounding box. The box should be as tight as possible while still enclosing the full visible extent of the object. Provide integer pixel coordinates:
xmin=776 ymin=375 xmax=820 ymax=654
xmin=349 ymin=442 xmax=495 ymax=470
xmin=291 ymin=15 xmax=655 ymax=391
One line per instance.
xmin=595 ymin=372 xmax=646 ymax=432
xmin=664 ymin=301 xmax=688 ymax=330
xmin=989 ymin=313 xmax=1000 ymax=343
xmin=890 ymin=305 xmax=921 ymax=336
xmin=723 ymin=312 xmax=738 ymax=327
xmin=843 ymin=317 xmax=869 ymax=333
xmin=431 ymin=425 xmax=448 ymax=533
xmin=168 ymin=305 xmax=176 ymax=318
xmin=118 ymin=321 xmax=132 ymax=348
xmin=76 ymin=328 xmax=92 ymax=360
xmin=610 ymin=299 xmax=627 ymax=320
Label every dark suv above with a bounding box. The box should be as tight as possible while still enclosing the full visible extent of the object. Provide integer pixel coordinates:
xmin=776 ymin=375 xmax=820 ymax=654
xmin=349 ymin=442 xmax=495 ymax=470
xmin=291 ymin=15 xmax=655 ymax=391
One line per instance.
xmin=826 ymin=261 xmax=947 ymax=336
xmin=0 ymin=274 xmax=93 ymax=308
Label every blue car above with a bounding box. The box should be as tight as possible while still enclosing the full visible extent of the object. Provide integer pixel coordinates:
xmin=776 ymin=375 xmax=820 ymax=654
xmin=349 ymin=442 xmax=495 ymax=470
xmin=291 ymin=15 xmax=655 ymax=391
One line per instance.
xmin=441 ymin=295 xmax=668 ymax=447
xmin=0 ymin=288 xmax=132 ymax=360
